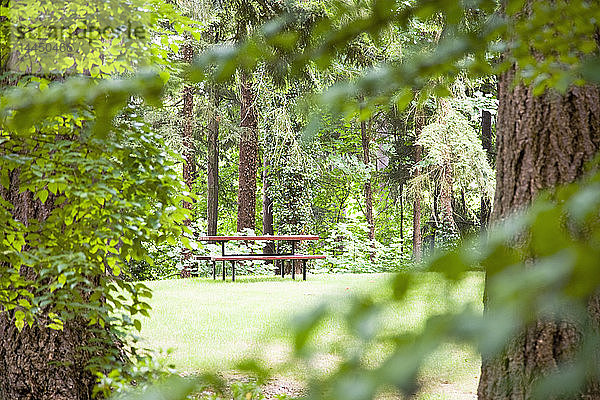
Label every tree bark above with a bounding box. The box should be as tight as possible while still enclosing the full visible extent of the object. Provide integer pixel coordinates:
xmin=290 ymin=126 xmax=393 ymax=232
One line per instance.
xmin=477 ymin=64 xmax=600 ymax=399
xmin=412 ymin=112 xmax=423 ymax=262
xmin=480 ymin=108 xmax=493 ymax=229
xmin=0 ymin=171 xmax=96 ymax=400
xmin=207 ymin=86 xmax=219 ymax=237
xmin=180 ymin=36 xmax=195 ymax=278
xmin=361 ymin=118 xmax=376 ymax=259
xmin=237 ymin=70 xmax=258 ymax=232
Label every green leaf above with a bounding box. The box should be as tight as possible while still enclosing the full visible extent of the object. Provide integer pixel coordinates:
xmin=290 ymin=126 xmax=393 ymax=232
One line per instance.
xmin=48 ymin=181 xmax=59 ymax=195
xmin=38 ymin=189 xmax=49 ymax=204
xmin=14 ymin=310 xmax=25 ymax=331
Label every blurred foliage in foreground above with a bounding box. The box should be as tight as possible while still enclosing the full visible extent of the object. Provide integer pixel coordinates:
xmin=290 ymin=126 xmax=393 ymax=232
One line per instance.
xmin=115 ymin=158 xmax=600 ymax=399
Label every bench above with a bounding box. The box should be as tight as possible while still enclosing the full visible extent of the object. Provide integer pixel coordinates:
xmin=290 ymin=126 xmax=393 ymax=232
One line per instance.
xmin=196 ymin=235 xmax=326 ymax=281
xmin=211 ymin=254 xmax=326 ymax=281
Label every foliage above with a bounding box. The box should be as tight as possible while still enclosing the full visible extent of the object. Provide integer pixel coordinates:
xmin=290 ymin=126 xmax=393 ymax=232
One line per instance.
xmin=118 ymin=0 xmax=600 ymax=398
xmin=0 ymin=72 xmax=192 ymax=384
xmin=126 ymin=241 xmax=181 ymax=282
xmin=119 ymin=158 xmax=600 ymax=400
xmin=418 ymin=100 xmax=493 ymax=201
xmin=1 ymin=0 xmax=599 ymax=397
xmin=318 ymin=220 xmax=408 ymax=273
xmin=190 ymin=0 xmax=600 ymax=116
xmin=1 ymin=0 xmax=201 ymax=77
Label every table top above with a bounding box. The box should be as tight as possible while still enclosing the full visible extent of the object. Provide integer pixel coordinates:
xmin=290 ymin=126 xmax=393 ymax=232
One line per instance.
xmin=197 ymin=235 xmax=320 ymax=241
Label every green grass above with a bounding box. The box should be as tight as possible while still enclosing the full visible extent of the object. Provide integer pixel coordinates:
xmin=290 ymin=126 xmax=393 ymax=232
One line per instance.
xmin=139 ymin=272 xmax=484 ymax=399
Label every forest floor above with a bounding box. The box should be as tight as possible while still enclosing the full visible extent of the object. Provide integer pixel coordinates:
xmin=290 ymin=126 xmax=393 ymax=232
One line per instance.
xmin=140 ymin=273 xmax=483 ymax=399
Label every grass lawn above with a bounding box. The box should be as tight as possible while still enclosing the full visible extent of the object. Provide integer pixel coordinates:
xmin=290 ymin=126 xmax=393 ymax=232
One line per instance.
xmin=139 ymin=272 xmax=484 ymax=399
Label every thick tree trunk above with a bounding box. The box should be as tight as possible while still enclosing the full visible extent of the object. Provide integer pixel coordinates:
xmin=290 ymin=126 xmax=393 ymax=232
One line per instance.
xmin=207 ymin=87 xmax=219 ymax=237
xmin=237 ymin=71 xmax=258 ymax=232
xmin=361 ymin=118 xmax=376 ymax=259
xmin=0 ymin=171 xmax=96 ymax=399
xmin=0 ymin=315 xmax=96 ymax=400
xmin=477 ymin=65 xmax=600 ymax=399
xmin=480 ymin=108 xmax=493 ymax=229
xmin=180 ymin=37 xmax=195 ymax=278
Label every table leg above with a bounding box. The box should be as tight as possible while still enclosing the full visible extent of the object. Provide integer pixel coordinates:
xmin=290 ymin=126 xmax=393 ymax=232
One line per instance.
xmin=281 ymin=260 xmax=285 ymax=278
xmin=222 ymin=260 xmax=225 ymax=281
xmin=275 ymin=242 xmax=280 ymax=276
xmin=302 ymin=260 xmax=307 ymax=281
xmin=212 ymin=261 xmax=216 ymax=280
xmin=232 ymin=261 xmax=235 ymax=282
xmin=292 ymin=262 xmax=295 ymax=280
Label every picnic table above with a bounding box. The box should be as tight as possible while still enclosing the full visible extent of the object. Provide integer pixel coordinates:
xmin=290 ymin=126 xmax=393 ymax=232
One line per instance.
xmin=196 ymin=235 xmax=325 ymax=281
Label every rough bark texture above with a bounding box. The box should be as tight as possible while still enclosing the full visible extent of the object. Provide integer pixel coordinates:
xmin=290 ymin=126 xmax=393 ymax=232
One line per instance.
xmin=480 ymin=109 xmax=493 ymax=229
xmin=477 ymin=64 xmax=600 ymax=399
xmin=207 ymin=87 xmax=219 ymax=237
xmin=412 ymin=112 xmax=423 ymax=262
xmin=0 ymin=170 xmax=96 ymax=400
xmin=180 ymin=37 xmax=195 ymax=278
xmin=237 ymin=71 xmax=258 ymax=232
xmin=361 ymin=118 xmax=376 ymax=260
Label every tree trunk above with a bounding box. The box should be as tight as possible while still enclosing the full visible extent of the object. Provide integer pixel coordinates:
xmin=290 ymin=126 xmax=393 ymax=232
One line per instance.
xmin=361 ymin=118 xmax=375 ymax=259
xmin=180 ymin=36 xmax=195 ymax=278
xmin=399 ymin=184 xmax=404 ymax=254
xmin=412 ymin=112 xmax=424 ymax=262
xmin=438 ymin=99 xmax=457 ymax=242
xmin=477 ymin=65 xmax=600 ymax=399
xmin=0 ymin=171 xmax=96 ymax=400
xmin=480 ymin=108 xmax=493 ymax=229
xmin=262 ymin=156 xmax=275 ymax=261
xmin=439 ymin=151 xmax=456 ymax=238
xmin=207 ymin=86 xmax=219 ymax=237
xmin=237 ymin=70 xmax=258 ymax=232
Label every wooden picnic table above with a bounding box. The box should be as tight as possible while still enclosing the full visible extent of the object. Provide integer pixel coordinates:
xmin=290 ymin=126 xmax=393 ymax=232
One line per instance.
xmin=196 ymin=235 xmax=325 ymax=281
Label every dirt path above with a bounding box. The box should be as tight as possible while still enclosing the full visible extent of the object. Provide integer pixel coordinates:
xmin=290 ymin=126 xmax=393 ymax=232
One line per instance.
xmin=258 ymin=375 xmax=479 ymax=400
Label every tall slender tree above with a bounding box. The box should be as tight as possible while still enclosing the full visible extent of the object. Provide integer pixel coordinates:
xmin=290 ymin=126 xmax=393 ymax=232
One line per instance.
xmin=180 ymin=33 xmax=196 ymax=277
xmin=480 ymin=96 xmax=494 ymax=229
xmin=412 ymin=112 xmax=423 ymax=262
xmin=436 ymin=100 xmax=458 ymax=241
xmin=237 ymin=69 xmax=259 ymax=231
xmin=262 ymin=156 xmax=274 ymax=237
xmin=207 ymin=85 xmax=220 ymax=236
xmin=360 ymin=118 xmax=375 ymax=249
